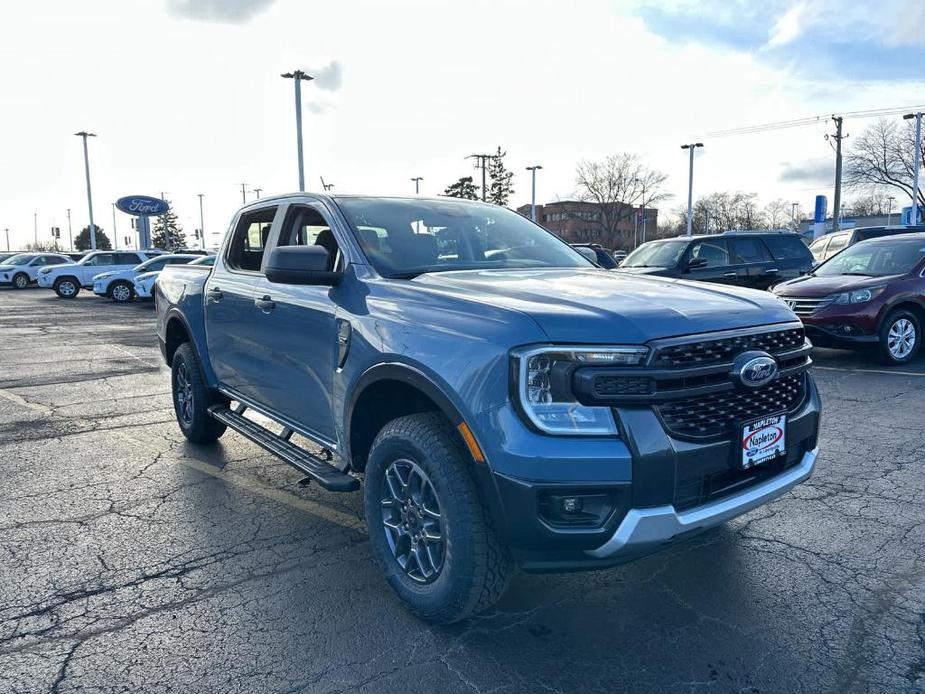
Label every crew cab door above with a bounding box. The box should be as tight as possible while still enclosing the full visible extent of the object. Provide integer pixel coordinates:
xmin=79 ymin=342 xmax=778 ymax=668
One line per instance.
xmin=204 ymin=205 xmax=279 ymax=396
xmin=251 ymin=203 xmax=341 ymax=443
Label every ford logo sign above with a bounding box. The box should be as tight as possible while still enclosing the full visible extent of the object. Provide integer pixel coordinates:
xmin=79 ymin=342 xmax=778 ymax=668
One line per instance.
xmin=731 ymin=351 xmax=778 ymax=389
xmin=115 ymin=195 xmax=169 ymax=217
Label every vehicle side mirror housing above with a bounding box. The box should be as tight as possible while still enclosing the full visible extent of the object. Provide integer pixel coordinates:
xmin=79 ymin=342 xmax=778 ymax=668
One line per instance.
xmin=575 ymin=247 xmax=598 ymax=264
xmin=685 ymin=257 xmax=708 ymax=271
xmin=265 ymin=246 xmax=342 ymax=286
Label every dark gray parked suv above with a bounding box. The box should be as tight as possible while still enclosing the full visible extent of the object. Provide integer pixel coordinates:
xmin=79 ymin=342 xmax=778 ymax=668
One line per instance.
xmin=618 ymin=231 xmax=814 ymax=290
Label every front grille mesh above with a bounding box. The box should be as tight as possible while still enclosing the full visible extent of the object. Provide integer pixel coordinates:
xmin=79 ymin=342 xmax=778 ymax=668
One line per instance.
xmin=593 ymin=375 xmax=653 ymax=396
xmin=655 ymin=374 xmax=805 ymax=439
xmin=652 ymin=328 xmax=805 ymax=368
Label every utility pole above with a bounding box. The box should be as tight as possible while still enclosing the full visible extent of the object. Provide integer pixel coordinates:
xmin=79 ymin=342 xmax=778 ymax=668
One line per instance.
xmin=111 ymin=203 xmax=118 ymax=250
xmin=526 ymin=166 xmax=542 ymax=222
xmin=33 ymin=213 xmax=37 ymax=248
xmin=197 ymin=194 xmax=204 ymax=249
xmin=634 ymin=176 xmax=648 ymax=244
xmin=239 ymin=183 xmax=248 ymax=204
xmin=281 ymin=70 xmax=315 ymax=191
xmin=681 ymin=143 xmax=703 ymax=236
xmin=253 ymin=188 xmax=262 ymax=199
xmin=66 ymin=208 xmax=73 ymax=250
xmin=887 ymin=195 xmax=896 ymax=225
xmin=904 ymin=112 xmax=923 ymax=225
xmin=467 ymin=153 xmax=492 ymax=201
xmin=74 ymin=131 xmax=98 ymax=250
xmin=830 ymin=116 xmax=845 ymax=233
xmin=411 ymin=176 xmax=423 ymax=195
xmin=791 ymin=202 xmax=798 ymax=229
xmin=4 ymin=228 xmax=9 ymax=251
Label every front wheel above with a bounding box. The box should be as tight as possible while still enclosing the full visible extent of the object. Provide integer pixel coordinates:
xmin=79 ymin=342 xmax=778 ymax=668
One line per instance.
xmin=171 ymin=343 xmax=227 ymax=443
xmin=364 ymin=413 xmax=512 ymax=624
xmin=109 ymin=280 xmax=134 ymax=303
xmin=877 ymin=309 xmax=921 ymax=365
xmin=53 ymin=277 xmax=80 ymax=298
xmin=12 ymin=273 xmax=29 ymax=289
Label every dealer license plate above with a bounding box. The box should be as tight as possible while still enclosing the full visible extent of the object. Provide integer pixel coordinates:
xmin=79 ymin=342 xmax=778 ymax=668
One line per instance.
xmin=741 ymin=413 xmax=786 ymax=469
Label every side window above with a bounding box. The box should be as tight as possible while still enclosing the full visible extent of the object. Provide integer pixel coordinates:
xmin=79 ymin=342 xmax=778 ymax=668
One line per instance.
xmin=146 ymin=257 xmax=170 ymax=272
xmin=809 ymin=237 xmax=829 ymax=260
xmin=825 ymin=233 xmax=849 ymax=257
xmin=732 ymin=238 xmax=773 ymax=264
xmin=764 ymin=236 xmax=811 ymax=261
xmin=116 ymin=253 xmax=141 ymax=265
xmin=278 ymin=206 xmax=340 ymax=272
xmin=89 ymin=253 xmax=116 ymax=267
xmin=689 ymin=239 xmax=730 ymax=266
xmin=226 ymin=207 xmax=277 ymax=272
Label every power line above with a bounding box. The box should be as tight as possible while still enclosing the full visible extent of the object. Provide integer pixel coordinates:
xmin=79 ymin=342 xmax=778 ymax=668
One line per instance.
xmin=705 ymin=105 xmax=925 ymax=138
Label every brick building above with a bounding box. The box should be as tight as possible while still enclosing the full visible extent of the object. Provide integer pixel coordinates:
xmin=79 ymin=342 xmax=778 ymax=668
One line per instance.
xmin=516 ymin=200 xmax=659 ymax=251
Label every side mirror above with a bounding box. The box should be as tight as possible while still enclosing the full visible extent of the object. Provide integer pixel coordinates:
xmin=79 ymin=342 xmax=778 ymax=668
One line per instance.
xmin=685 ymin=257 xmax=708 ymax=271
xmin=574 ymin=247 xmax=598 ymax=264
xmin=265 ymin=246 xmax=342 ymax=286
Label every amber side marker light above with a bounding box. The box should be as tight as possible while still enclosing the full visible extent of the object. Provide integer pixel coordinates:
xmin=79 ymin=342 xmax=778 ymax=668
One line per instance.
xmin=457 ymin=422 xmax=486 ymax=463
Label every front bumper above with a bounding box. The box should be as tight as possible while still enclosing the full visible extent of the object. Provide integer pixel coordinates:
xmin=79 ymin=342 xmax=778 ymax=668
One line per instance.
xmin=37 ymin=274 xmax=53 ymax=288
xmin=587 ymin=446 xmax=817 ymax=559
xmin=134 ymin=281 xmax=154 ymax=298
xmin=803 ymin=323 xmax=878 ymax=347
xmin=92 ymin=282 xmax=108 ymax=296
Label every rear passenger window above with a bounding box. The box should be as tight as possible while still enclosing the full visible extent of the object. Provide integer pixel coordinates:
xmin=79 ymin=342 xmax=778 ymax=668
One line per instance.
xmin=117 ymin=253 xmax=141 ymax=265
xmin=227 ymin=207 xmax=277 ymax=272
xmin=825 ymin=234 xmax=849 ymax=257
xmin=763 ymin=236 xmax=811 ymax=261
xmin=689 ymin=239 xmax=729 ymax=266
xmin=732 ymin=238 xmax=773 ymax=263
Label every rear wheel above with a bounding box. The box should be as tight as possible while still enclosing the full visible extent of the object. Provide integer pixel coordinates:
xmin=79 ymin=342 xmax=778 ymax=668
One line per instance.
xmin=877 ymin=309 xmax=920 ymax=365
xmin=171 ymin=343 xmax=227 ymax=443
xmin=364 ymin=413 xmax=512 ymax=624
xmin=53 ymin=277 xmax=79 ymax=298
xmin=12 ymin=273 xmax=29 ymax=289
xmin=109 ymin=280 xmax=134 ymax=303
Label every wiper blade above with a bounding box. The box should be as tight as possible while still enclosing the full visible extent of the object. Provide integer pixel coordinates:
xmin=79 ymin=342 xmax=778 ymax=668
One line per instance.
xmin=840 ymin=272 xmax=872 ymax=276
xmin=388 ymin=271 xmax=424 ymax=279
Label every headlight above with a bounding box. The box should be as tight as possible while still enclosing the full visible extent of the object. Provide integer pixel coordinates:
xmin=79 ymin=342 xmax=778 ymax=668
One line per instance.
xmin=832 ymin=287 xmax=883 ymax=305
xmin=513 ymin=346 xmax=648 ymax=436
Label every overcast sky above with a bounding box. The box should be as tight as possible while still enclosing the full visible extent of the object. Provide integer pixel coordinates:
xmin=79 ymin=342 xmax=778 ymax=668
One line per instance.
xmin=1 ymin=0 xmax=923 ymax=249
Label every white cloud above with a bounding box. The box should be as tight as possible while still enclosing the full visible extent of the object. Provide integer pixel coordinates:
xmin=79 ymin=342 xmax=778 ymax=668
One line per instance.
xmin=767 ymin=4 xmax=804 ymax=47
xmin=166 ymin=0 xmax=277 ymax=24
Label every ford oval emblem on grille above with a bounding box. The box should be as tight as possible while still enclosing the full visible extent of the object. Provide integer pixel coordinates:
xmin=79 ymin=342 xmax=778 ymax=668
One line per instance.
xmin=731 ymin=351 xmax=778 ymax=389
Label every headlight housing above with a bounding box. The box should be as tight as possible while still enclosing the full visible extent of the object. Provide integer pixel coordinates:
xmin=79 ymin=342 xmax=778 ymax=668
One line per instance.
xmin=513 ymin=346 xmax=648 ymax=436
xmin=831 ymin=286 xmax=884 ymax=305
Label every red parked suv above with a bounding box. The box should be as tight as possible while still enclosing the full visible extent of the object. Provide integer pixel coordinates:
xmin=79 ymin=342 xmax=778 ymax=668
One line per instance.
xmin=772 ymin=233 xmax=925 ymax=364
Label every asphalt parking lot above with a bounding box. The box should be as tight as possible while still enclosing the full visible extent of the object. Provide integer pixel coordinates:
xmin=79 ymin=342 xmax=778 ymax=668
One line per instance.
xmin=0 ymin=288 xmax=922 ymax=694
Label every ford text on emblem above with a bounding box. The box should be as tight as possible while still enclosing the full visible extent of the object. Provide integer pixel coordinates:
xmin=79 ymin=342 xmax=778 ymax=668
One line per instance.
xmin=730 ymin=351 xmax=778 ymax=389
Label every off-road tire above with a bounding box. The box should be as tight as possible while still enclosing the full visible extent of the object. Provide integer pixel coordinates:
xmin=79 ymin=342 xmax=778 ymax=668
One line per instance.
xmin=171 ymin=342 xmax=227 ymax=443
xmin=364 ymin=412 xmax=512 ymax=624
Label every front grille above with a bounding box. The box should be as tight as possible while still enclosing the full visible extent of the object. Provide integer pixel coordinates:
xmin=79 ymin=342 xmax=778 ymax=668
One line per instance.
xmin=655 ymin=374 xmax=805 ymax=439
xmin=779 ymin=296 xmax=834 ymax=316
xmin=651 ymin=328 xmax=805 ymax=368
xmin=593 ymin=375 xmax=653 ymax=397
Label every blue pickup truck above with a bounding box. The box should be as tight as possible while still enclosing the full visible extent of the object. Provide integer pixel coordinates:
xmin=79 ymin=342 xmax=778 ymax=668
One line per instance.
xmin=156 ymin=193 xmax=821 ymax=623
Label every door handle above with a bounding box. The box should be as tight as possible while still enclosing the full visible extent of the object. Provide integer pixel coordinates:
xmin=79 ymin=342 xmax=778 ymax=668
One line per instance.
xmin=207 ymin=286 xmax=223 ymax=302
xmin=255 ymin=295 xmax=276 ymax=312
xmin=765 ymin=268 xmax=780 ymax=274
xmin=723 ymin=272 xmax=737 ymax=277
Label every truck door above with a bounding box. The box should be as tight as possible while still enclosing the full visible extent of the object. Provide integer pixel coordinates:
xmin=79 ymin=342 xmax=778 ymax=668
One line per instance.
xmin=251 ymin=203 xmax=340 ymax=443
xmin=204 ymin=205 xmax=279 ymax=397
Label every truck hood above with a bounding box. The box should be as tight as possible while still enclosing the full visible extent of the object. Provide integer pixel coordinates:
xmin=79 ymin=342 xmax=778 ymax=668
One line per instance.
xmin=413 ymin=268 xmax=796 ymax=343
xmin=772 ymin=273 xmax=895 ymax=298
xmin=612 ymin=266 xmax=671 ymax=276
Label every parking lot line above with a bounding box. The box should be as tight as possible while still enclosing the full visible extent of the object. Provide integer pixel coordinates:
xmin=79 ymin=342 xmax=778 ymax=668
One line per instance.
xmin=814 ymin=365 xmax=925 ymax=378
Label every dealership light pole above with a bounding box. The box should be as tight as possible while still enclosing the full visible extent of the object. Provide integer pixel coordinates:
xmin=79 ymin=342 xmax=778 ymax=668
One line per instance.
xmin=33 ymin=213 xmax=37 ymax=247
xmin=681 ymin=142 xmax=703 ymax=236
xmin=411 ymin=176 xmax=423 ymax=195
xmin=66 ymin=208 xmax=73 ymax=250
xmin=634 ymin=176 xmax=648 ymax=243
xmin=74 ymin=131 xmax=98 ymax=250
xmin=282 ymin=70 xmax=314 ymax=191
xmin=4 ymin=228 xmax=9 ymax=251
xmin=904 ymin=112 xmax=923 ymax=225
xmin=526 ymin=166 xmax=542 ymax=222
xmin=887 ymin=195 xmax=896 ymax=225
xmin=197 ymin=194 xmax=205 ymax=248
xmin=111 ymin=203 xmax=118 ymax=249
xmin=791 ymin=202 xmax=798 ymax=228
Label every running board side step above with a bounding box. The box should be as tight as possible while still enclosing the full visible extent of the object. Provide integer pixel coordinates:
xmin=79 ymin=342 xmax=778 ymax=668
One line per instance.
xmin=208 ymin=405 xmax=359 ymax=492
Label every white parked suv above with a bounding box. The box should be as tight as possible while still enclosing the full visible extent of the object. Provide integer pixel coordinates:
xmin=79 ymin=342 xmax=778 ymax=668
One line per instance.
xmin=0 ymin=253 xmax=74 ymax=289
xmin=133 ymin=255 xmax=214 ymax=299
xmin=92 ymin=254 xmax=199 ymax=303
xmin=37 ymin=251 xmax=157 ymax=298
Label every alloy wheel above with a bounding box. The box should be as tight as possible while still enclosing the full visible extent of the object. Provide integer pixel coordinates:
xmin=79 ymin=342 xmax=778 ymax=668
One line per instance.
xmin=58 ymin=280 xmax=76 ymax=297
xmin=14 ymin=274 xmax=28 ymax=289
xmin=112 ymin=284 xmax=131 ymax=302
xmin=887 ymin=318 xmax=916 ymax=360
xmin=175 ymin=362 xmax=194 ymax=425
xmin=380 ymin=458 xmax=445 ymax=584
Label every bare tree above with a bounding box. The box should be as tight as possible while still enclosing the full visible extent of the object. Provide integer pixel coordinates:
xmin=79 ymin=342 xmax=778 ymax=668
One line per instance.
xmin=844 ymin=118 xmax=925 ymax=209
xmin=574 ymin=154 xmax=669 ymax=247
xmin=845 ymin=191 xmax=891 ymax=216
xmin=764 ymin=199 xmax=792 ymax=229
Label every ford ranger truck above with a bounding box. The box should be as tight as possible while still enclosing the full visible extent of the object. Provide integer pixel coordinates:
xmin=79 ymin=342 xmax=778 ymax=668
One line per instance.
xmin=155 ymin=194 xmax=821 ymax=624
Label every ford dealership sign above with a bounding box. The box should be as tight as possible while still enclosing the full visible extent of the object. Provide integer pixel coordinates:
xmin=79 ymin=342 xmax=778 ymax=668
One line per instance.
xmin=116 ymin=195 xmax=169 ymax=217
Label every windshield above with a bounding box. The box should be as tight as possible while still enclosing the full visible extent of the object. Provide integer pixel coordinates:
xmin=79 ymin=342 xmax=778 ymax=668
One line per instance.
xmin=813 ymin=239 xmax=925 ymax=277
xmin=335 ymin=197 xmax=593 ymax=278
xmin=621 ymin=240 xmax=688 ymax=268
xmin=3 ymin=254 xmax=35 ymax=266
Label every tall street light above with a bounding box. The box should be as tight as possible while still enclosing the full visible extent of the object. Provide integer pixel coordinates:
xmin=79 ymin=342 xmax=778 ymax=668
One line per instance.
xmin=282 ymin=70 xmax=315 ymax=191
xmin=526 ymin=166 xmax=542 ymax=222
xmin=66 ymin=208 xmax=73 ymax=251
xmin=33 ymin=212 xmax=37 ymax=247
xmin=904 ymin=112 xmax=923 ymax=225
xmin=681 ymin=143 xmax=704 ymax=236
xmin=198 ymin=194 xmax=205 ymax=249
xmin=74 ymin=131 xmax=98 ymax=250
xmin=887 ymin=195 xmax=896 ymax=225
xmin=791 ymin=202 xmax=798 ymax=229
xmin=111 ymin=202 xmax=118 ymax=250
xmin=411 ymin=177 xmax=423 ymax=195
xmin=633 ymin=175 xmax=648 ymax=244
